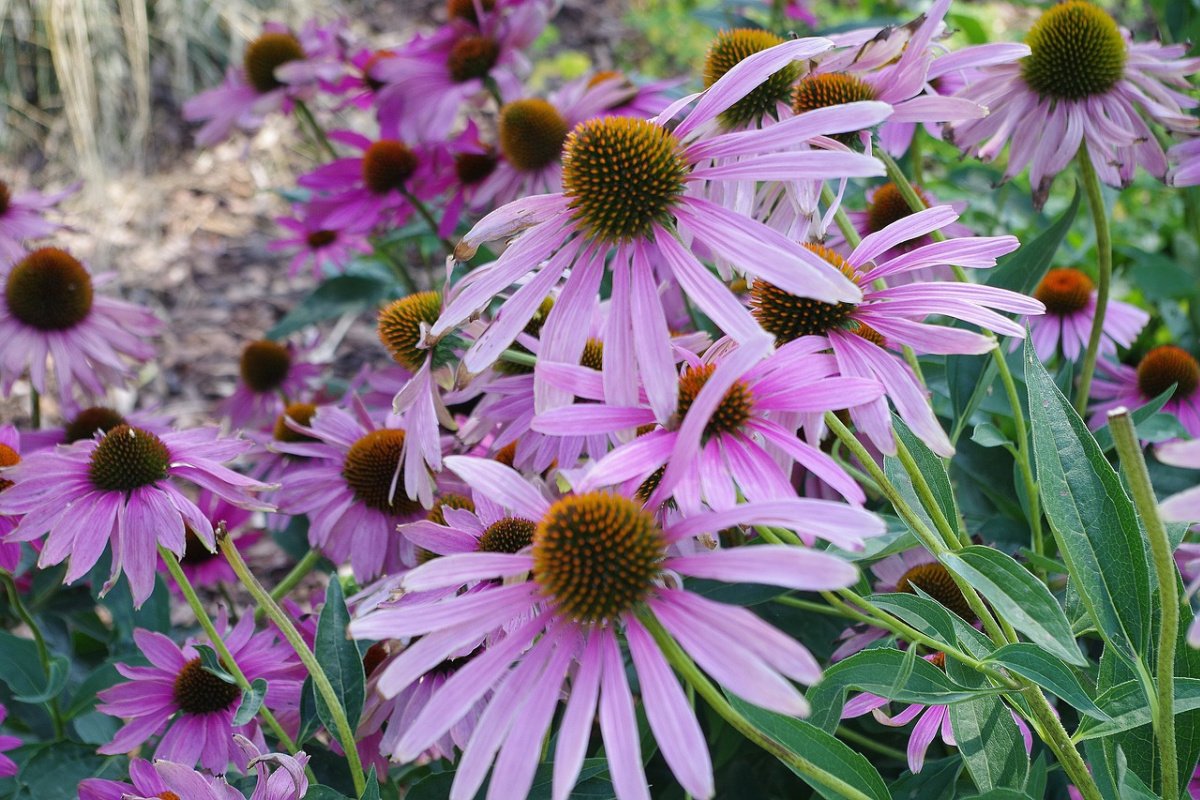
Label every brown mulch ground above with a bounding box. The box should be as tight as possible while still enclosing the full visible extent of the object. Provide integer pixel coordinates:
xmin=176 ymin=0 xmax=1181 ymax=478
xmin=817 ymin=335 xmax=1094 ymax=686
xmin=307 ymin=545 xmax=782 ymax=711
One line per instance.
xmin=1 ymin=0 xmax=633 ymax=432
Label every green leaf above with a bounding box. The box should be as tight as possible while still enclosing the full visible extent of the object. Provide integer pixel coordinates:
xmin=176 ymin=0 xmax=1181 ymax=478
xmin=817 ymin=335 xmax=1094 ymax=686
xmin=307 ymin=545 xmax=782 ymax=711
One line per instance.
xmin=296 ymin=676 xmax=321 ymax=744
xmin=889 ymin=756 xmax=963 ymax=800
xmin=817 ymin=648 xmax=994 ymax=705
xmin=883 ymin=417 xmax=960 ymax=541
xmin=12 ymin=741 xmax=125 ymax=800
xmin=360 ymin=767 xmax=380 ymax=800
xmin=970 ymin=422 xmax=1016 ymax=452
xmin=304 ymin=786 xmax=355 ymax=800
xmin=315 ymin=578 xmax=366 ymax=732
xmin=64 ymin=662 xmax=120 ymax=719
xmin=727 ymin=695 xmax=890 ymax=800
xmin=963 ymin=791 xmax=1037 ymax=800
xmin=1025 ymin=337 xmax=1151 ymax=665
xmin=947 ymin=186 xmax=1080 ymax=424
xmin=232 ymin=678 xmax=269 ymax=726
xmin=405 ymin=759 xmax=611 ymax=800
xmin=941 ymin=546 xmax=1084 ymax=667
xmin=1092 ymin=385 xmax=1178 ymax=451
xmin=1075 ymin=678 xmax=1200 ymax=740
xmin=0 ymin=631 xmax=51 ymax=698
xmin=944 ymin=657 xmax=1029 ymax=793
xmin=193 ymin=644 xmax=236 ymax=684
xmin=984 ymin=643 xmax=1107 ymax=720
xmin=268 ymin=271 xmax=397 ymax=338
xmin=868 ymin=593 xmax=959 ymax=651
xmin=12 ymin=656 xmax=69 ymax=704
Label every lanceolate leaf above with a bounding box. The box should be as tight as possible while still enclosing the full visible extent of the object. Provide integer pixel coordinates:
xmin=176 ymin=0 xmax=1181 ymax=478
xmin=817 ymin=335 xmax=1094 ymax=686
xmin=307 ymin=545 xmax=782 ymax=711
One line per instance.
xmin=941 ymin=547 xmax=1084 ymax=666
xmin=945 ymin=656 xmax=1030 ymax=793
xmin=816 ymin=648 xmax=995 ymax=705
xmin=232 ymin=678 xmax=268 ymax=726
xmin=1025 ymin=338 xmax=1151 ymax=666
xmin=727 ymin=695 xmax=891 ymax=800
xmin=985 ymin=643 xmax=1107 ymax=719
xmin=1075 ymin=678 xmax=1200 ymax=740
xmin=314 ymin=578 xmax=366 ymax=733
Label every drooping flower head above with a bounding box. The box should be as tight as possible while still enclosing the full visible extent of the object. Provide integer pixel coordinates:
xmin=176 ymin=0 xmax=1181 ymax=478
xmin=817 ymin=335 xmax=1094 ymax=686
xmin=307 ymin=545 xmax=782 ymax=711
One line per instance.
xmin=748 ymin=206 xmax=1037 ymax=456
xmin=0 ymin=247 xmax=162 ymax=408
xmin=951 ymin=0 xmax=1200 ymax=203
xmin=221 ymin=338 xmax=323 ymax=430
xmin=842 ymin=652 xmax=1033 ymax=773
xmin=350 ymin=455 xmax=885 ymax=800
xmin=1089 ymin=345 xmax=1200 ymax=437
xmin=1022 ymin=267 xmax=1147 ymax=361
xmin=0 ymin=179 xmax=77 ymax=263
xmin=437 ymin=39 xmax=892 ymax=427
xmin=0 ymin=424 xmax=271 ymax=605
xmin=96 ymin=620 xmax=302 ymax=771
xmin=182 ymin=20 xmax=346 ymax=146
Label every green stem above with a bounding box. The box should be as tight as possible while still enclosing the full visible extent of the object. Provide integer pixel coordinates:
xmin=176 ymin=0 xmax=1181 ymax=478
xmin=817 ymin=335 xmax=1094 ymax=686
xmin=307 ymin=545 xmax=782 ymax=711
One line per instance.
xmin=893 ymin=436 xmax=965 ymax=549
xmin=1 ymin=571 xmax=63 ymax=738
xmin=1109 ymin=409 xmax=1179 ymax=800
xmin=880 ymin=146 xmax=1046 ymax=567
xmin=218 ymin=534 xmax=366 ymax=796
xmin=1022 ymin=685 xmax=1104 ymax=800
xmin=401 ymin=187 xmax=455 ymax=255
xmin=498 ymin=348 xmax=538 ymax=368
xmin=373 ymin=239 xmax=419 ymax=294
xmin=823 ymin=412 xmax=1009 ymax=646
xmin=773 ymin=595 xmax=855 ymax=619
xmin=1074 ymin=147 xmax=1113 ymax=416
xmin=158 ymin=546 xmax=305 ymax=764
xmin=908 ymin=129 xmax=924 ymax=186
xmin=821 ymin=184 xmax=862 ymax=248
xmin=635 ymin=608 xmax=876 ymax=800
xmin=29 ymin=388 xmax=40 ymax=430
xmin=837 ymin=725 xmax=909 ymax=761
xmin=293 ymin=99 xmax=337 ymax=161
xmin=270 ymin=549 xmax=323 ymax=602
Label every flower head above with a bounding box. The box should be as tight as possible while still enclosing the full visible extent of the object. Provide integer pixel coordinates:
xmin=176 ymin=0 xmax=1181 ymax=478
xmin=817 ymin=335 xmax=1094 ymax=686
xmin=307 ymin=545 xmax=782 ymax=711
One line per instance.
xmin=0 ymin=180 xmax=77 ymax=263
xmin=0 ymin=424 xmax=271 ymax=605
xmin=221 ymin=338 xmax=323 ymax=429
xmin=273 ymin=404 xmax=428 ymax=580
xmin=0 ymin=247 xmax=161 ymax=408
xmin=951 ymin=0 xmax=1200 ymax=203
xmin=1022 ymin=267 xmax=1147 ymax=361
xmin=1089 ymin=345 xmax=1200 ymax=437
xmin=439 ymin=39 xmax=892 ymax=427
xmin=350 ymin=455 xmax=884 ymax=800
xmin=96 ymin=619 xmax=302 ymax=771
xmin=182 ymin=21 xmax=345 ymax=146
xmin=749 ymin=206 xmax=1036 ymax=456
xmin=270 ymin=200 xmax=374 ymax=279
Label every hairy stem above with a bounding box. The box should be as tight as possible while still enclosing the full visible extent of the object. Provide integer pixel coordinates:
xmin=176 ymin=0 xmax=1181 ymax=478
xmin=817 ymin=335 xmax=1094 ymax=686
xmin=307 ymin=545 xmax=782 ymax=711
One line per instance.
xmin=158 ymin=546 xmax=305 ymax=762
xmin=1074 ymin=147 xmax=1113 ymax=416
xmin=1109 ymin=409 xmax=1179 ymax=800
xmin=218 ymin=535 xmax=366 ymax=796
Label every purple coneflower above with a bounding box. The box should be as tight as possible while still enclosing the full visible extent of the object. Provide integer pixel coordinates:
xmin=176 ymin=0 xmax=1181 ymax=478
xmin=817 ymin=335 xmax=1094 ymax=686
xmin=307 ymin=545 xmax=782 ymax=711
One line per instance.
xmin=0 ymin=705 xmax=18 ymax=777
xmin=951 ymin=0 xmax=1200 ymax=202
xmin=536 ymin=334 xmax=882 ymax=511
xmin=0 ymin=247 xmax=161 ymax=408
xmin=435 ymin=39 xmax=891 ymax=422
xmin=297 ymin=124 xmax=443 ymax=233
xmin=842 ymin=653 xmax=1032 ymax=773
xmin=220 ymin=338 xmax=322 ymax=430
xmin=182 ymin=21 xmax=345 ymax=147
xmin=0 ymin=425 xmax=26 ymax=571
xmin=1169 ymin=137 xmax=1200 ymax=186
xmin=0 ymin=179 xmax=76 ymax=263
xmin=349 ymin=455 xmax=884 ymax=800
xmin=96 ymin=621 xmax=302 ymax=771
xmin=1089 ymin=345 xmax=1200 ymax=436
xmin=1021 ymin=267 xmax=1147 ymax=361
xmin=0 ymin=424 xmax=271 ymax=605
xmin=270 ymin=199 xmax=374 ymax=279
xmin=21 ymin=405 xmax=172 ymax=451
xmin=748 ymin=205 xmax=1036 ymax=456
xmin=273 ymin=403 xmax=428 ymax=580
